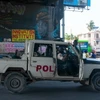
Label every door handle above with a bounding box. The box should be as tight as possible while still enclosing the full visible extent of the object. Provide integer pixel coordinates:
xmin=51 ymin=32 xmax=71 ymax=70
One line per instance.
xmin=33 ymin=61 xmax=37 ymax=63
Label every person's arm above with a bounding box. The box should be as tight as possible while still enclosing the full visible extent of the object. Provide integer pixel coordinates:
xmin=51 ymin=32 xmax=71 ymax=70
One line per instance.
xmin=57 ymin=53 xmax=63 ymax=60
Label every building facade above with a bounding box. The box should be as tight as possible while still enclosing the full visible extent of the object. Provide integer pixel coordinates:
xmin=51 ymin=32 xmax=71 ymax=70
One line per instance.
xmin=78 ymin=29 xmax=100 ymax=52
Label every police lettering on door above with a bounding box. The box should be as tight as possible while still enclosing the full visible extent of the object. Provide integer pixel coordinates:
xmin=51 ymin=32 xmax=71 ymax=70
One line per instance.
xmin=36 ymin=65 xmax=54 ymax=72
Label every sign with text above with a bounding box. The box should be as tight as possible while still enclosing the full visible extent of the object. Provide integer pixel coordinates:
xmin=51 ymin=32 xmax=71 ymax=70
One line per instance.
xmin=0 ymin=42 xmax=25 ymax=53
xmin=12 ymin=29 xmax=35 ymax=42
xmin=4 ymin=42 xmax=25 ymax=53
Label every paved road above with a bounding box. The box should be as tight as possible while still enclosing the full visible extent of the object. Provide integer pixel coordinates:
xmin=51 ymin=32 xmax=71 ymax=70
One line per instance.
xmin=0 ymin=81 xmax=100 ymax=100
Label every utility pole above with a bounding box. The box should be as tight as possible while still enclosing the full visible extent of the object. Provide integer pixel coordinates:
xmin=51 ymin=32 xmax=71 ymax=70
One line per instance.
xmin=62 ymin=5 xmax=65 ymax=41
xmin=70 ymin=29 xmax=72 ymax=43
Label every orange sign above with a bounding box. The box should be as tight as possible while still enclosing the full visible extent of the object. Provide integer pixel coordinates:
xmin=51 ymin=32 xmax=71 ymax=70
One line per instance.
xmin=12 ymin=29 xmax=35 ymax=42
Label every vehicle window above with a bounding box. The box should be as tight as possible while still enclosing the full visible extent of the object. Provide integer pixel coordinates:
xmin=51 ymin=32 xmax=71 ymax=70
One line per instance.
xmin=33 ymin=43 xmax=53 ymax=57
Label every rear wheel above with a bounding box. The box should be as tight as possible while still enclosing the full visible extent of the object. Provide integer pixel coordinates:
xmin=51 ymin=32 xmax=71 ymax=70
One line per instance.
xmin=4 ymin=72 xmax=26 ymax=93
xmin=91 ymin=72 xmax=100 ymax=91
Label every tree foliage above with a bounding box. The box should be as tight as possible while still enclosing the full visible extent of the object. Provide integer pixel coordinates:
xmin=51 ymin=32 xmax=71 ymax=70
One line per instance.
xmin=86 ymin=20 xmax=95 ymax=31
xmin=65 ymin=33 xmax=78 ymax=40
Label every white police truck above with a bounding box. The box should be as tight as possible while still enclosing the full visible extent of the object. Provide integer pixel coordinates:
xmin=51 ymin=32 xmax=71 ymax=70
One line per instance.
xmin=0 ymin=39 xmax=100 ymax=93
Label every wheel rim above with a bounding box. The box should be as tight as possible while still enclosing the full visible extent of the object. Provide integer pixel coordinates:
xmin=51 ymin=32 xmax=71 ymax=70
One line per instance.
xmin=10 ymin=78 xmax=21 ymax=89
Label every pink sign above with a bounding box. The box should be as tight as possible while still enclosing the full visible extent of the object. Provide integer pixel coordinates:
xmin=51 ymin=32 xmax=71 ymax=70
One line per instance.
xmin=4 ymin=42 xmax=25 ymax=53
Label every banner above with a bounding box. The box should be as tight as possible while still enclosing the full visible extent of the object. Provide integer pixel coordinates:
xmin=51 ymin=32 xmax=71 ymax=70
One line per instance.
xmin=0 ymin=42 xmax=25 ymax=53
xmin=63 ymin=0 xmax=89 ymax=7
xmin=12 ymin=29 xmax=35 ymax=42
xmin=87 ymin=0 xmax=91 ymax=6
xmin=4 ymin=42 xmax=25 ymax=53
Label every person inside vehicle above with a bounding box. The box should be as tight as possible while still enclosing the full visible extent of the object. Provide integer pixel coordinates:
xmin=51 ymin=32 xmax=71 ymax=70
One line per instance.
xmin=57 ymin=47 xmax=67 ymax=61
xmin=37 ymin=45 xmax=47 ymax=56
xmin=57 ymin=47 xmax=67 ymax=76
xmin=46 ymin=45 xmax=53 ymax=57
xmin=57 ymin=46 xmax=78 ymax=76
xmin=57 ymin=51 xmax=63 ymax=60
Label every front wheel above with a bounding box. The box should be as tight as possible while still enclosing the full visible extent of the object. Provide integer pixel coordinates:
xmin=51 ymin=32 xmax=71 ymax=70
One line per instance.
xmin=4 ymin=72 xmax=26 ymax=93
xmin=91 ymin=72 xmax=100 ymax=91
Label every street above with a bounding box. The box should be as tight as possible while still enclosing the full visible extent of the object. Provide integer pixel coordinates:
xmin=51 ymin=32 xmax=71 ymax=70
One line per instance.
xmin=0 ymin=81 xmax=100 ymax=100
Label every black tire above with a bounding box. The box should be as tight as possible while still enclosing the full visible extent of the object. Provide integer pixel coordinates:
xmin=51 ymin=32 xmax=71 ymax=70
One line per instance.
xmin=4 ymin=72 xmax=26 ymax=93
xmin=91 ymin=72 xmax=100 ymax=91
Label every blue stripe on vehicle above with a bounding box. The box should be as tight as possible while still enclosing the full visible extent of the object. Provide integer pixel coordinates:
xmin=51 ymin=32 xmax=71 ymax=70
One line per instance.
xmin=83 ymin=58 xmax=100 ymax=64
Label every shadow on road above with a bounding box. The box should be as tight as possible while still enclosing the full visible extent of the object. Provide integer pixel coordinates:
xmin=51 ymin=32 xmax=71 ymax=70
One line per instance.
xmin=23 ymin=81 xmax=96 ymax=94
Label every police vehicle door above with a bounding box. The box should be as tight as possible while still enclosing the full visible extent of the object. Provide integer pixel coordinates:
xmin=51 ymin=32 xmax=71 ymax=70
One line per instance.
xmin=30 ymin=42 xmax=55 ymax=78
xmin=72 ymin=43 xmax=84 ymax=79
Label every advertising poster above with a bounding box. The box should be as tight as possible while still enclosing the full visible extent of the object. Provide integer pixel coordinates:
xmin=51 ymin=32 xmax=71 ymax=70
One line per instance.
xmin=80 ymin=42 xmax=88 ymax=49
xmin=87 ymin=0 xmax=91 ymax=6
xmin=63 ymin=0 xmax=90 ymax=7
xmin=0 ymin=42 xmax=25 ymax=53
xmin=78 ymin=40 xmax=88 ymax=52
xmin=12 ymin=29 xmax=35 ymax=42
xmin=4 ymin=42 xmax=25 ymax=53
